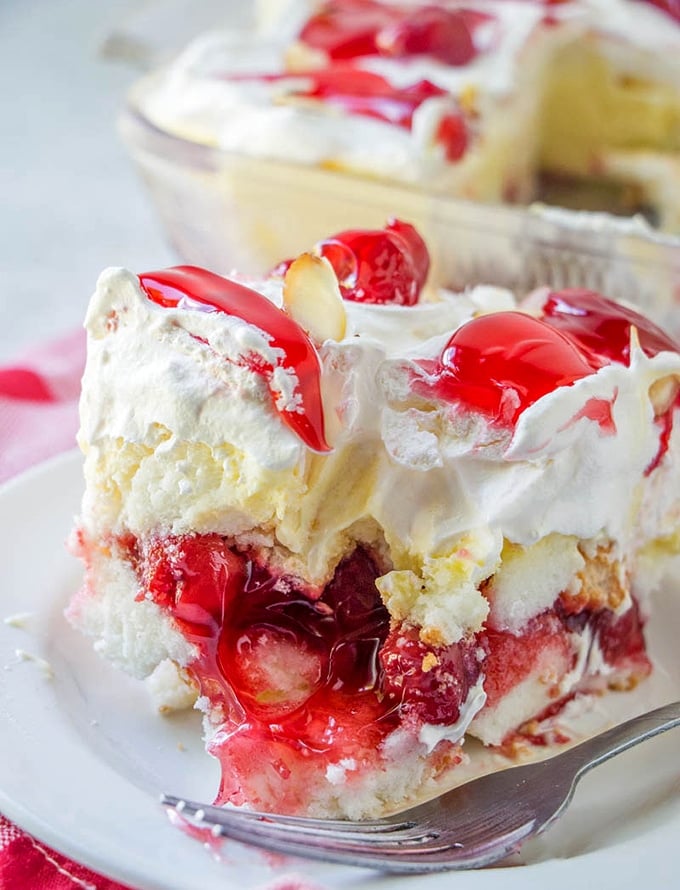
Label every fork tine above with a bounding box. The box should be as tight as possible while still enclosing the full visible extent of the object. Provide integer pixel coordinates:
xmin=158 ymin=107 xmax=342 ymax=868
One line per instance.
xmin=183 ymin=808 xmax=533 ymax=872
xmin=161 ymin=702 xmax=680 ymax=873
xmin=160 ymin=794 xmax=418 ymax=835
xmin=161 ymin=794 xmax=536 ymax=871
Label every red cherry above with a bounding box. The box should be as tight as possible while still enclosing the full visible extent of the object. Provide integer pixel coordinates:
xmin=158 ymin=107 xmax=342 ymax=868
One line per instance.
xmin=298 ymin=0 xmax=393 ymax=60
xmin=226 ymin=625 xmax=326 ymax=720
xmin=419 ymin=311 xmax=603 ymax=425
xmin=376 ymin=7 xmax=482 ymax=66
xmin=413 ymin=289 xmax=680 ymax=435
xmin=144 ymin=534 xmax=245 ymax=636
xmin=317 ymin=219 xmax=430 ymax=304
xmin=380 ymin=625 xmax=482 ymax=725
xmin=299 ymin=0 xmax=493 ymax=66
xmin=386 ymin=218 xmax=431 ymax=292
xmin=541 ymin=289 xmax=680 ymax=365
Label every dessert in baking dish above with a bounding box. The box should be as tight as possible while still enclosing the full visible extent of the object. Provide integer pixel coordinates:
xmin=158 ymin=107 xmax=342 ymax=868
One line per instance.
xmin=68 ymin=220 xmax=680 ymax=817
xmin=131 ymin=0 xmax=680 ymax=230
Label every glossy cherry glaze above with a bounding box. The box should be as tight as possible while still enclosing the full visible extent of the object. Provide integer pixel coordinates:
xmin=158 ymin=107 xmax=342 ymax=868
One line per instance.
xmin=239 ymin=66 xmax=469 ymax=161
xmin=134 ymin=536 xmax=484 ymax=767
xmin=128 ymin=525 xmax=654 ymax=793
xmin=272 ymin=219 xmax=431 ymax=304
xmin=138 ymin=266 xmax=329 ymax=452
xmin=380 ymin=625 xmax=481 ymax=724
xmin=541 ymin=289 xmax=680 ymax=364
xmin=416 ymin=310 xmax=605 ymax=425
xmin=543 ymin=289 xmax=680 ymax=468
xmin=299 ymin=0 xmax=495 ymax=66
xmin=415 ymin=290 xmax=680 ymax=433
xmin=141 ymin=540 xmax=392 ymax=730
xmin=317 ymin=218 xmax=430 ymax=304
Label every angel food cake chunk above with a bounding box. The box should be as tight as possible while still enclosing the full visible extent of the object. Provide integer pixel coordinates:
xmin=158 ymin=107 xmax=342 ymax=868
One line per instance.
xmin=68 ymin=220 xmax=680 ymax=817
xmin=135 ymin=0 xmax=680 ymax=228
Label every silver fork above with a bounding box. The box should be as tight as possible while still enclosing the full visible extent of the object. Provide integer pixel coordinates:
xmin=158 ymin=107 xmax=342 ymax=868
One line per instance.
xmin=162 ymin=700 xmax=680 ymax=873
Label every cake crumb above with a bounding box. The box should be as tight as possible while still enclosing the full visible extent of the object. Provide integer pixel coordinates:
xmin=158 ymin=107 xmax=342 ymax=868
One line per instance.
xmin=145 ymin=658 xmax=197 ymax=713
xmin=14 ymin=648 xmax=54 ymax=680
xmin=3 ymin=612 xmax=34 ymax=629
xmin=421 ymin=652 xmax=439 ymax=673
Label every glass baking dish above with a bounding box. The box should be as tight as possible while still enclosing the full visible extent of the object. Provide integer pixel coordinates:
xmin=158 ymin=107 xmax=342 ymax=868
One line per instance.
xmin=119 ymin=81 xmax=680 ymax=334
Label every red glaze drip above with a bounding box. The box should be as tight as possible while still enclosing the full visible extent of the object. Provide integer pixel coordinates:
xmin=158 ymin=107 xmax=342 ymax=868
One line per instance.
xmin=417 ymin=311 xmax=605 ymax=425
xmin=299 ymin=0 xmax=495 ymax=66
xmin=435 ymin=112 xmax=470 ymax=162
xmin=559 ymin=396 xmax=617 ymax=436
xmin=647 ymin=403 xmax=677 ymax=474
xmin=316 ymin=218 xmax=430 ymax=304
xmin=138 ymin=266 xmax=330 ymax=453
xmin=240 ymin=66 xmax=469 ymax=160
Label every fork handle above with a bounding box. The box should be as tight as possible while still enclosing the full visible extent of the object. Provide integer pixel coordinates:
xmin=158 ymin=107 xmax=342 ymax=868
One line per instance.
xmin=562 ymin=700 xmax=680 ymax=779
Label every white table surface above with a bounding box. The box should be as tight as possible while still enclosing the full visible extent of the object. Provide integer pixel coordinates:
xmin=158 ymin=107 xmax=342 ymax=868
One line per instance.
xmin=0 ymin=0 xmax=177 ymax=364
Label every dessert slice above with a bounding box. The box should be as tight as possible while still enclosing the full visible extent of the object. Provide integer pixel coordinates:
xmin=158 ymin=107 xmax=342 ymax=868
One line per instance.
xmin=132 ymin=0 xmax=680 ymax=228
xmin=68 ymin=221 xmax=680 ymax=817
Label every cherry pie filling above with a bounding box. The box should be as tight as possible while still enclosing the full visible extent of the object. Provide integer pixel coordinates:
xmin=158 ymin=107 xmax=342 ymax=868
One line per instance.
xmin=109 ymin=531 xmax=652 ymax=808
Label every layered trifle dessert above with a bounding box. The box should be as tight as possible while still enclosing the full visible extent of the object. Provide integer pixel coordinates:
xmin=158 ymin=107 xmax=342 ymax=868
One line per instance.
xmin=68 ymin=220 xmax=680 ymax=817
xmin=131 ymin=0 xmax=680 ymax=228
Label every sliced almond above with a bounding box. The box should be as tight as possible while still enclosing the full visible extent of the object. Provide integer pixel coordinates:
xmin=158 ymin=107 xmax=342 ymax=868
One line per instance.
xmin=284 ymin=41 xmax=327 ymax=73
xmin=283 ymin=252 xmax=347 ymax=343
xmin=649 ymin=374 xmax=680 ymax=415
xmin=630 ymin=326 xmax=680 ymax=415
xmin=458 ymin=83 xmax=478 ymax=116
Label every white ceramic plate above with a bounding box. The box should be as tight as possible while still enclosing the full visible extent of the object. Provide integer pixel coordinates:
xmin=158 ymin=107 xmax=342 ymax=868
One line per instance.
xmin=0 ymin=450 xmax=678 ymax=890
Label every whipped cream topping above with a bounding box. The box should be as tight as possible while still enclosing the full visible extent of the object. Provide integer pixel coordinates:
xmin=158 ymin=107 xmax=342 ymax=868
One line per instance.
xmin=131 ymin=0 xmax=680 ymax=186
xmin=81 ymin=268 xmax=306 ymax=471
xmin=79 ymin=260 xmax=680 ymax=645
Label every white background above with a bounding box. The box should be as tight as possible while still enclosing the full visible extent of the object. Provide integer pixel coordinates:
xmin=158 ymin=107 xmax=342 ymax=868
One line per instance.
xmin=0 ymin=0 xmax=175 ymax=363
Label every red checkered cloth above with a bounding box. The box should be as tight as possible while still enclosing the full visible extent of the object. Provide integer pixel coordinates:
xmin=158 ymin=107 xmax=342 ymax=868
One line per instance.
xmin=0 ymin=328 xmax=132 ymax=889
xmin=0 ymin=814 xmax=131 ymax=890
xmin=0 ymin=328 xmax=85 ymax=484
